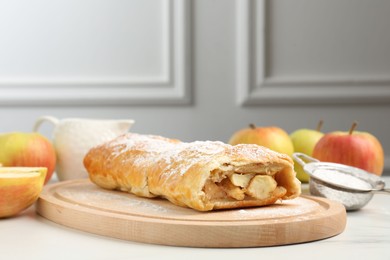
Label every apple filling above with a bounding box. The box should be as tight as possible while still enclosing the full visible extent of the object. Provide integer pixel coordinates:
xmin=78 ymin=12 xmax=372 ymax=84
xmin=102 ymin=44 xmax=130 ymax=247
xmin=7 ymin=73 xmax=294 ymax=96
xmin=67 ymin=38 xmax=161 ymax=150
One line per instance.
xmin=203 ymin=164 xmax=287 ymax=202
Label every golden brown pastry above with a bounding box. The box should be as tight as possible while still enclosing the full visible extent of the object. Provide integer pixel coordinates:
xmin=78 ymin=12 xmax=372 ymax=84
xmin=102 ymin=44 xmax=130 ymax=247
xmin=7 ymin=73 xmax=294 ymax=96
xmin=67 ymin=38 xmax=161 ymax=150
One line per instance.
xmin=83 ymin=133 xmax=301 ymax=211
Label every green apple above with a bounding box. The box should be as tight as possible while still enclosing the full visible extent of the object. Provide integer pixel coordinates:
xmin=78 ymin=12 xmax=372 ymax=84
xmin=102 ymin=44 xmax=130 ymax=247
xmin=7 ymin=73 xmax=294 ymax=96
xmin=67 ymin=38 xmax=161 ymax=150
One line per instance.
xmin=290 ymin=121 xmax=324 ymax=182
xmin=228 ymin=124 xmax=294 ymax=157
xmin=0 ymin=132 xmax=56 ymax=184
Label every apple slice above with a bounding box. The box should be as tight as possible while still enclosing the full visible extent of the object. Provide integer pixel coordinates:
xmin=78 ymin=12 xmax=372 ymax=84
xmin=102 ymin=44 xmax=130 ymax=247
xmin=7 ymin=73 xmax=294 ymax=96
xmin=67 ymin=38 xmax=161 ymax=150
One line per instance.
xmin=0 ymin=167 xmax=47 ymax=218
xmin=245 ymin=175 xmax=277 ymax=200
xmin=229 ymin=173 xmax=254 ymax=188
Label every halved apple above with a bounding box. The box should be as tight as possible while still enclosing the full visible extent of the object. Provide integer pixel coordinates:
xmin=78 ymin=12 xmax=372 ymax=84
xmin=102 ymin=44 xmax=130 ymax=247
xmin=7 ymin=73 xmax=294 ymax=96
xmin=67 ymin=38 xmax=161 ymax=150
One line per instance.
xmin=0 ymin=167 xmax=47 ymax=218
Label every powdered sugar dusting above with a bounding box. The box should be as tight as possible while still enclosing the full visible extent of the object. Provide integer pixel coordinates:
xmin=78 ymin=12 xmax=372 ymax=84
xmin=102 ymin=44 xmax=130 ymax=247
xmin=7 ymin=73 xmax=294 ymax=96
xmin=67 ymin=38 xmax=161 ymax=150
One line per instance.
xmin=231 ymin=197 xmax=318 ymax=220
xmin=54 ymin=181 xmax=317 ymax=222
xmin=312 ymin=169 xmax=372 ymax=191
xmin=56 ymin=182 xmax=169 ymax=214
xmin=106 ymin=133 xmax=230 ymax=177
xmin=103 ymin=133 xmax=288 ymax=178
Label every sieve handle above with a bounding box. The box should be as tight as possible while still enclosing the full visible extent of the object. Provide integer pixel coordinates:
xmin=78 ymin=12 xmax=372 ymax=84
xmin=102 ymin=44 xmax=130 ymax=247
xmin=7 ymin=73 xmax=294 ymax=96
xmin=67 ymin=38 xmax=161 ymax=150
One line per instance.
xmin=292 ymin=153 xmax=320 ymax=167
xmin=375 ymin=188 xmax=390 ymax=195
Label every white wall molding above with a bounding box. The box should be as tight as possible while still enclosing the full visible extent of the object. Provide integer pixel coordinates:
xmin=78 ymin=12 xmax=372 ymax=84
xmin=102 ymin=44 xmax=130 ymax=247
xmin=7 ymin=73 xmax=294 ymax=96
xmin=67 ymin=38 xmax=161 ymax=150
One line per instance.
xmin=237 ymin=0 xmax=390 ymax=106
xmin=0 ymin=0 xmax=191 ymax=106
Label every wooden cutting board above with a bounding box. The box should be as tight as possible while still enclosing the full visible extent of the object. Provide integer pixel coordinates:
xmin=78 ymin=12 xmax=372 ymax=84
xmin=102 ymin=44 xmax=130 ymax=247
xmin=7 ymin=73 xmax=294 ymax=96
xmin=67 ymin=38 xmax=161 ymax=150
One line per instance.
xmin=36 ymin=179 xmax=346 ymax=248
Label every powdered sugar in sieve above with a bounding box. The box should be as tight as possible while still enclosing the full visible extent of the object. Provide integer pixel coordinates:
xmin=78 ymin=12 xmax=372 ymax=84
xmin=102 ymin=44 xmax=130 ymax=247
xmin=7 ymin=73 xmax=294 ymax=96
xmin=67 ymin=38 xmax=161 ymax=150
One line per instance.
xmin=311 ymin=168 xmax=373 ymax=192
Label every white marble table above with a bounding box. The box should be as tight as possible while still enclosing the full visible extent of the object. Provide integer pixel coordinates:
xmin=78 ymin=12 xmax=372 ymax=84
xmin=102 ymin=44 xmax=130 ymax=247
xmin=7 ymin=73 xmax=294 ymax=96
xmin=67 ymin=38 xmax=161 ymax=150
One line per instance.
xmin=1 ymin=177 xmax=389 ymax=260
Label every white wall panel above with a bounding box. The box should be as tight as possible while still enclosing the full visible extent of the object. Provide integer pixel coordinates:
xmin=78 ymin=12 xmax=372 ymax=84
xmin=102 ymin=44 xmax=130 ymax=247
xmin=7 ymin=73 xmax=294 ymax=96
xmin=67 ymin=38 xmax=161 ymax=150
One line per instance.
xmin=0 ymin=0 xmax=191 ymax=105
xmin=237 ymin=0 xmax=390 ymax=105
xmin=0 ymin=0 xmax=389 ymax=174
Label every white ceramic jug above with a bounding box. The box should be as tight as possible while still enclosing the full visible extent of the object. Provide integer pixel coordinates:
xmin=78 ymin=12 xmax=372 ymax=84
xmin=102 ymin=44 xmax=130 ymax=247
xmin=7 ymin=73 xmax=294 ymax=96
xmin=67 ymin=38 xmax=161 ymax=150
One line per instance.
xmin=33 ymin=116 xmax=134 ymax=181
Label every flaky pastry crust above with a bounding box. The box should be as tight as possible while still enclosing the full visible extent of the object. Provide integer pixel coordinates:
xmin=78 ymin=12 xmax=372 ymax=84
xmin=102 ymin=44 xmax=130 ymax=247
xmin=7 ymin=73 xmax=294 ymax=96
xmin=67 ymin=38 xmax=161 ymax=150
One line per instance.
xmin=83 ymin=133 xmax=301 ymax=211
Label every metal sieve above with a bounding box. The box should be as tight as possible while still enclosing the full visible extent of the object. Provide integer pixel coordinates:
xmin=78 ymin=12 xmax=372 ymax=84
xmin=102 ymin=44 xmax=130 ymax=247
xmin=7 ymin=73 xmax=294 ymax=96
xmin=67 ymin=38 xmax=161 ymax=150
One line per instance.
xmin=293 ymin=153 xmax=390 ymax=211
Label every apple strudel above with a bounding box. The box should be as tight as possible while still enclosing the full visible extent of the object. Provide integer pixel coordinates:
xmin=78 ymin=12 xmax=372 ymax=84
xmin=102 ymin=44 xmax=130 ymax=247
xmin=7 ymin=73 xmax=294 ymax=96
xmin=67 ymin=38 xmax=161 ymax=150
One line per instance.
xmin=83 ymin=133 xmax=301 ymax=211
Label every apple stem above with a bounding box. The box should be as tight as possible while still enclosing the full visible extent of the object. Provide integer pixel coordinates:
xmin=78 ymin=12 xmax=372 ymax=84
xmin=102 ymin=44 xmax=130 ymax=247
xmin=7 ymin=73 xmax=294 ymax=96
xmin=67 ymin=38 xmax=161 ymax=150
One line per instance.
xmin=316 ymin=120 xmax=324 ymax=132
xmin=249 ymin=123 xmax=256 ymax=129
xmin=349 ymin=121 xmax=358 ymax=135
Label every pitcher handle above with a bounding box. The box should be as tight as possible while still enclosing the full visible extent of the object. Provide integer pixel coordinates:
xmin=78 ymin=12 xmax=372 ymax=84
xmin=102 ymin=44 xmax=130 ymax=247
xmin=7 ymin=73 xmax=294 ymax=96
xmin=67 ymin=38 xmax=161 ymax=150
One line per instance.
xmin=33 ymin=116 xmax=60 ymax=132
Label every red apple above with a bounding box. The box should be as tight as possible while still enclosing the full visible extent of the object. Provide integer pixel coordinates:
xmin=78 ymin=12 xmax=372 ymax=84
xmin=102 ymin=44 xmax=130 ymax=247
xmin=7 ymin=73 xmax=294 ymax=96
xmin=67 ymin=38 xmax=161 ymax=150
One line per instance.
xmin=0 ymin=132 xmax=56 ymax=184
xmin=313 ymin=122 xmax=384 ymax=176
xmin=228 ymin=124 xmax=294 ymax=157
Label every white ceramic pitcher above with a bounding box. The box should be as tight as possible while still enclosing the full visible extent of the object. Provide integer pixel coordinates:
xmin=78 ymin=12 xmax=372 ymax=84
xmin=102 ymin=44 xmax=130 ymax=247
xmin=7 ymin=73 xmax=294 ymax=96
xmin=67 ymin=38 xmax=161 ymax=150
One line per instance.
xmin=33 ymin=116 xmax=134 ymax=181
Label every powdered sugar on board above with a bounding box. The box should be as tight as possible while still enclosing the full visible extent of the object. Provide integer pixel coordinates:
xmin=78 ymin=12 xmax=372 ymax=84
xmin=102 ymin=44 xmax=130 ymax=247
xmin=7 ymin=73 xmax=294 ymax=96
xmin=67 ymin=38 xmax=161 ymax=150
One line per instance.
xmin=53 ymin=180 xmax=320 ymax=222
xmin=37 ymin=179 xmax=347 ymax=247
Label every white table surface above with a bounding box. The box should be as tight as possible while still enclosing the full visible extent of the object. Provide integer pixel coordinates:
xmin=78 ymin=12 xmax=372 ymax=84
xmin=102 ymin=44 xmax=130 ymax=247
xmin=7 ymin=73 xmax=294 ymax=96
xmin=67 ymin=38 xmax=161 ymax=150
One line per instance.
xmin=1 ymin=177 xmax=389 ymax=260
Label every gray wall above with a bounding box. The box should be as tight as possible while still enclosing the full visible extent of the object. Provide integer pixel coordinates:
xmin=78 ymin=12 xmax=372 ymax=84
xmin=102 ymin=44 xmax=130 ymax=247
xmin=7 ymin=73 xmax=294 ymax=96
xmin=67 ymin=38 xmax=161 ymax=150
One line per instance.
xmin=1 ymin=0 xmax=389 ymax=175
